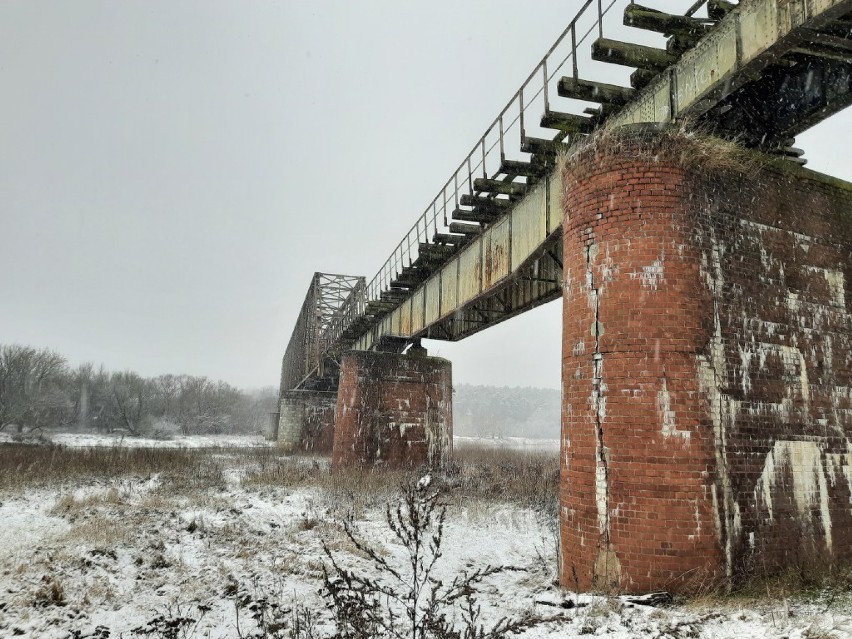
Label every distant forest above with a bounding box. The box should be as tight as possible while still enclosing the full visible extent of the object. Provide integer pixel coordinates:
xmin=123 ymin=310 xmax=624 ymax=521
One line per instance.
xmin=453 ymin=383 xmax=560 ymax=439
xmin=0 ymin=343 xmax=558 ymax=439
xmin=0 ymin=344 xmax=277 ymax=437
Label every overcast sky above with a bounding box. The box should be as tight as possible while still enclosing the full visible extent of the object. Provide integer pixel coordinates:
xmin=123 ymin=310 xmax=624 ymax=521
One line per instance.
xmin=2 ymin=1 xmax=851 ymax=391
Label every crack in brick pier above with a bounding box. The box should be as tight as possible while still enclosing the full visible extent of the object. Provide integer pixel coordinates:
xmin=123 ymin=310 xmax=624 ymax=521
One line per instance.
xmin=586 ymin=243 xmax=610 ymax=543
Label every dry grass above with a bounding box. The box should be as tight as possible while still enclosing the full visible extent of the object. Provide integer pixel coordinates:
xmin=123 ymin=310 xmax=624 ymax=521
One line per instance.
xmin=50 ymin=487 xmax=123 ymax=515
xmin=449 ymin=446 xmax=559 ymax=512
xmin=728 ymin=566 xmax=852 ymax=604
xmin=58 ymin=513 xmax=133 ymax=548
xmin=241 ymin=444 xmax=559 ymax=514
xmin=32 ymin=575 xmax=66 ymax=607
xmin=0 ymin=444 xmax=203 ymax=489
xmin=0 ymin=443 xmax=265 ymax=493
xmin=557 ymin=120 xmax=764 ymax=181
xmin=1 ymin=441 xmax=558 ymax=516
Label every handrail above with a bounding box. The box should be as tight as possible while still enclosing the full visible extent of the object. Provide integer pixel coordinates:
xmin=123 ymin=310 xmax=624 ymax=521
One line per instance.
xmin=317 ymin=1 xmax=723 ymax=354
xmin=363 ymin=0 xmax=622 ymax=304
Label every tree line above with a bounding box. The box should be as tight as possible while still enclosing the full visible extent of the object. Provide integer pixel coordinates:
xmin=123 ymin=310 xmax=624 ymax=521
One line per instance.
xmin=0 ymin=344 xmax=277 ymax=436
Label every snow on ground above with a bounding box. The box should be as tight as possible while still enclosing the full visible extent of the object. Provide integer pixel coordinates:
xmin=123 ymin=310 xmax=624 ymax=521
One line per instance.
xmin=0 ymin=437 xmax=850 ymax=638
xmin=1 ymin=432 xmax=559 ymax=451
xmin=0 ymin=431 xmax=274 ymax=449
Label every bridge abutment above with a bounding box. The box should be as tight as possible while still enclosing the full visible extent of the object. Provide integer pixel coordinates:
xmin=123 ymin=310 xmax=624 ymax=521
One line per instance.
xmin=331 ymin=350 xmax=453 ymax=470
xmin=560 ymin=129 xmax=852 ymax=593
xmin=276 ymin=390 xmax=337 ymax=453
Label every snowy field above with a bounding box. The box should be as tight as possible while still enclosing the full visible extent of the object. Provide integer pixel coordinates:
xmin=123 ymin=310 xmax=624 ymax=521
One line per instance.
xmin=0 ymin=431 xmax=274 ymax=449
xmin=0 ymin=435 xmax=850 ymax=638
xmin=0 ymin=432 xmax=560 ymax=451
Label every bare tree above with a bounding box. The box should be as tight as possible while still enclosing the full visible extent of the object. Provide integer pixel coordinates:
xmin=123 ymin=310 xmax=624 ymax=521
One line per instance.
xmin=0 ymin=342 xmax=275 ymax=436
xmin=105 ymin=371 xmax=152 ymax=435
xmin=168 ymin=375 xmax=242 ymax=434
xmin=0 ymin=344 xmax=69 ymax=432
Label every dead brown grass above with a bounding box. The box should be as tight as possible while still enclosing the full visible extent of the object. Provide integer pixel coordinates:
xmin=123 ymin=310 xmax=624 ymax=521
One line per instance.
xmin=0 ymin=444 xmax=203 ymax=488
xmin=0 ymin=443 xmax=253 ymax=493
xmin=558 ymin=121 xmax=763 ymax=180
xmin=50 ymin=487 xmax=123 ymax=515
xmin=1 ymin=441 xmax=558 ymax=513
xmin=450 ymin=445 xmax=559 ymax=512
xmin=242 ymin=444 xmax=559 ymax=514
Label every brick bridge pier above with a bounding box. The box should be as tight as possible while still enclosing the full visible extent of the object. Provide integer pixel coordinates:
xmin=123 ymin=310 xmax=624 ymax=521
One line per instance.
xmin=559 ymin=130 xmax=852 ymax=592
xmin=277 ymin=348 xmax=453 ymax=471
xmin=278 ymin=130 xmax=852 ymax=593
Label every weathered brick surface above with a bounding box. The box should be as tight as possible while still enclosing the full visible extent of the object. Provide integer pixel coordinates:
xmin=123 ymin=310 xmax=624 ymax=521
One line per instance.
xmin=277 ymin=390 xmax=336 ymax=453
xmin=332 ymin=351 xmax=452 ymax=470
xmin=561 ymin=133 xmax=852 ymax=593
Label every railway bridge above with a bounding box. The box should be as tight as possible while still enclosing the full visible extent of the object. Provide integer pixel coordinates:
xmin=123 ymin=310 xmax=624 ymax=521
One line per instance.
xmin=277 ymin=0 xmax=852 ymax=592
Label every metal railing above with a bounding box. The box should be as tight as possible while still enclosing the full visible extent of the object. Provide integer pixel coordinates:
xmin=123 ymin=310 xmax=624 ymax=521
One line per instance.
xmin=364 ymin=0 xmax=622 ymax=303
xmin=361 ymin=1 xmax=730 ymax=306
xmin=279 ymin=280 xmax=318 ymax=393
xmin=311 ymin=1 xmax=724 ymax=357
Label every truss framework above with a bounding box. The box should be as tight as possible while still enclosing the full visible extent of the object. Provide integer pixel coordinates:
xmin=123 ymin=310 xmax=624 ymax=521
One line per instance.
xmin=279 ymin=272 xmax=364 ymax=392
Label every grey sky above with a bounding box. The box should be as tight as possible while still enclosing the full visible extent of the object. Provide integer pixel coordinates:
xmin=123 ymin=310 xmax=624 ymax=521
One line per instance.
xmin=2 ymin=1 xmax=850 ymax=391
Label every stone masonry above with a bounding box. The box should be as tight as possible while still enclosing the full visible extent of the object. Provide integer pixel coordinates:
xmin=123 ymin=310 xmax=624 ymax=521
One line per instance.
xmin=277 ymin=390 xmax=337 ymax=454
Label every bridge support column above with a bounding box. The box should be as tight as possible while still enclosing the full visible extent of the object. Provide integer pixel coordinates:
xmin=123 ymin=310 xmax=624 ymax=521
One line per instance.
xmin=560 ymin=128 xmax=852 ymax=593
xmin=332 ymin=350 xmax=452 ymax=470
xmin=277 ymin=390 xmax=337 ymax=453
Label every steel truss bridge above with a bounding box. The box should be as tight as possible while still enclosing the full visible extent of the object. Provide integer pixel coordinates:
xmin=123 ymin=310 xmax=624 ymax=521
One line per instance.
xmin=281 ymin=0 xmax=852 ymax=393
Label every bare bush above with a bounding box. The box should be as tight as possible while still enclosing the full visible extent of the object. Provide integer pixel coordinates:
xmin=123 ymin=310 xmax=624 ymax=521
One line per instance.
xmin=0 ymin=344 xmax=70 ymax=433
xmin=321 ymin=478 xmax=563 ymax=638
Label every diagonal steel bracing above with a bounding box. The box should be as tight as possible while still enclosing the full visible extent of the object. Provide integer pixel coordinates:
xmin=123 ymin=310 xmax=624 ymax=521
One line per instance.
xmin=279 ymin=0 xmax=852 ymax=392
xmin=279 ymin=272 xmax=364 ymax=393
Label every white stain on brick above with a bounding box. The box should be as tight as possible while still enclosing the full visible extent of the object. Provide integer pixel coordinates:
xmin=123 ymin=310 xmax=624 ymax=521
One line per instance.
xmin=752 ymin=342 xmax=811 ymax=405
xmin=825 ymin=269 xmax=846 ymax=308
xmin=740 ymin=218 xmax=814 ymax=245
xmin=629 ymin=258 xmax=665 ymax=290
xmin=826 ymin=444 xmax=852 ymax=511
xmin=600 ymin=248 xmax=618 ymax=285
xmin=698 ymin=228 xmax=742 ymax=577
xmin=801 ymin=265 xmax=846 ymax=308
xmin=755 ymin=440 xmax=833 ymax=552
xmin=738 ymin=343 xmax=755 ymax=396
xmin=595 ymin=457 xmax=609 ymax=534
xmin=584 ymin=239 xmax=611 ymax=540
xmin=787 ymin=291 xmax=801 ymax=313
xmin=657 ymin=377 xmax=690 ymax=440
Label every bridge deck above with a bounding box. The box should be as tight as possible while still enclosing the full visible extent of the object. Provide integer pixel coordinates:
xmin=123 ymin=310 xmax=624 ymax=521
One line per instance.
xmin=281 ymin=0 xmax=852 ymax=391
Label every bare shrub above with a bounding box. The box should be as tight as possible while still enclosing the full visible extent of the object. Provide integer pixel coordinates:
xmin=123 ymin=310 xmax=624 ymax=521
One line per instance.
xmin=321 ymin=478 xmax=563 ymax=638
xmin=224 ymin=577 xmax=320 ymax=639
xmin=130 ymin=602 xmax=211 ymax=639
